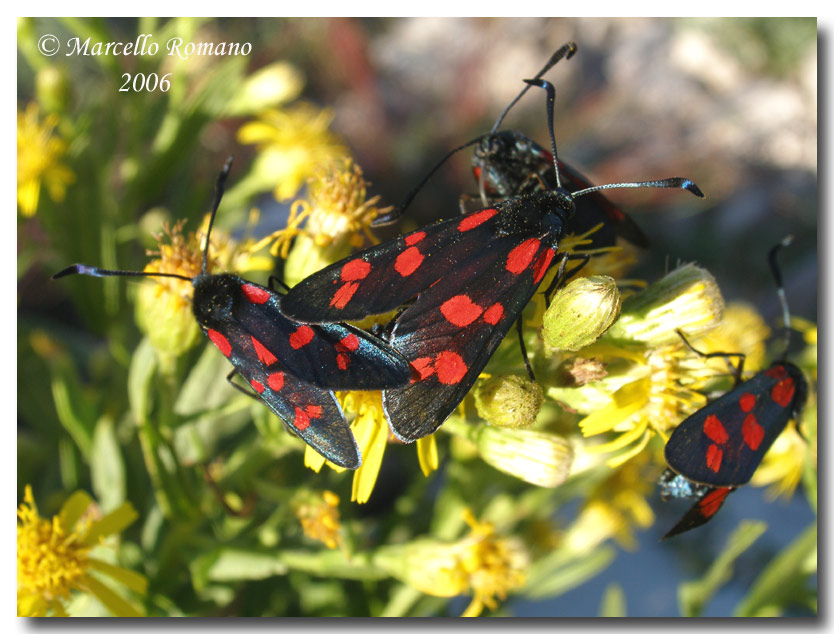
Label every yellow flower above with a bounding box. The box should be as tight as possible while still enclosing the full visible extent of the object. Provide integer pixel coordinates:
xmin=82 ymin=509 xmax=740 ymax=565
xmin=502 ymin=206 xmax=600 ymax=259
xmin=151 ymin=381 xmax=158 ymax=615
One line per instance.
xmin=563 ymin=455 xmax=656 ymax=552
xmin=294 ymin=490 xmax=343 ymax=550
xmin=17 ymin=486 xmax=146 ymax=617
xmin=376 ymin=509 xmax=528 ymax=617
xmin=265 ymin=158 xmax=390 ymax=287
xmin=224 ymin=61 xmax=304 ymax=116
xmin=304 ymin=391 xmax=439 ymax=503
xmin=544 ymin=264 xmax=726 ymax=467
xmin=17 ymin=102 xmax=75 ymax=216
xmin=136 ymin=216 xmax=273 ymax=361
xmin=577 ymin=342 xmax=722 ymax=467
xmin=237 ymin=103 xmax=348 ymax=202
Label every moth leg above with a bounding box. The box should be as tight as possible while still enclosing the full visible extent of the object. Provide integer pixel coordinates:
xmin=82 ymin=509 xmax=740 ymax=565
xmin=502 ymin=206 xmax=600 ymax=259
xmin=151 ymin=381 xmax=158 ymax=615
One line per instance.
xmin=542 ymin=252 xmax=590 ymax=304
xmin=225 ymin=369 xmax=262 ymax=402
xmin=268 ymin=275 xmax=290 ymax=293
xmin=516 ymin=317 xmax=535 ymax=382
xmin=676 ymin=329 xmax=746 ymax=386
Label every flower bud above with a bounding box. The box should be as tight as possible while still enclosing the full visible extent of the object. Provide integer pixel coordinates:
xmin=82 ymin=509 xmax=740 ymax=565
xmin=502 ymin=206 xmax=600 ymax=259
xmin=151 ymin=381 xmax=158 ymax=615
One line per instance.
xmin=543 ymin=275 xmax=621 ymax=352
xmin=604 ymin=263 xmax=724 ymax=346
xmin=135 ymin=279 xmax=201 ymax=362
xmin=473 ymin=426 xmax=573 ymax=487
xmin=36 ymin=66 xmax=71 ymax=114
xmin=474 ymin=375 xmax=543 ymax=429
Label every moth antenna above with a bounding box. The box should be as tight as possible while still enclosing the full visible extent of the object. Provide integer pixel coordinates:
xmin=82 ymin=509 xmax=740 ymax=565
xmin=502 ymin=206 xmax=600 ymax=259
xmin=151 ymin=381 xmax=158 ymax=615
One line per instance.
xmin=573 ymin=178 xmax=705 ymax=199
xmin=768 ymin=235 xmax=795 ymax=358
xmin=202 ymin=156 xmax=234 ymax=273
xmin=491 ymin=42 xmax=577 ymax=133
xmin=52 ymin=264 xmax=190 ymax=282
xmin=374 ymin=137 xmax=486 ymax=227
xmin=523 ymin=78 xmax=562 ymax=190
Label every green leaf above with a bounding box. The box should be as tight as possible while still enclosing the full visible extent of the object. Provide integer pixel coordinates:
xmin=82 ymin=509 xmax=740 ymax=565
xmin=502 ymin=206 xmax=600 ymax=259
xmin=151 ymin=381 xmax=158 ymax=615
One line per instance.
xmin=91 ymin=416 xmax=126 ymax=512
xmin=599 ymin=583 xmax=626 ymax=616
xmin=127 ymin=337 xmax=157 ymax=424
xmin=678 ymin=520 xmax=767 ymax=616
xmin=191 ymin=547 xmax=289 ymax=585
xmin=51 ymin=370 xmax=96 ymax=459
xmin=524 ymin=546 xmax=615 ymax=600
xmin=733 ymin=522 xmax=817 ymax=616
xmin=174 ymin=344 xmax=238 ymax=416
xmin=172 ymin=402 xmax=252 ymax=464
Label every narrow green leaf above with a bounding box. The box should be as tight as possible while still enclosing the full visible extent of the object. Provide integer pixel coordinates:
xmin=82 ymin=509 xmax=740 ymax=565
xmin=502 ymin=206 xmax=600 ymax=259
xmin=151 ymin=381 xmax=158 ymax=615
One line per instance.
xmin=51 ymin=373 xmax=95 ymax=458
xmin=192 ymin=548 xmax=289 ymax=583
xmin=174 ymin=345 xmax=238 ymax=416
xmin=733 ymin=523 xmax=817 ymax=616
xmin=524 ymin=546 xmax=615 ymax=599
xmin=599 ymin=583 xmax=626 ymax=617
xmin=678 ymin=520 xmax=766 ymax=616
xmin=91 ymin=416 xmax=126 ymax=512
xmin=127 ymin=337 xmax=157 ymax=424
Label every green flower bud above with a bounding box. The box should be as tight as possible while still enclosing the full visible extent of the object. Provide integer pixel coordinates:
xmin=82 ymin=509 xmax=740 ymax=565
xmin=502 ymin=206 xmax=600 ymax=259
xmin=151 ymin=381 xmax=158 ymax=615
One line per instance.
xmin=604 ymin=263 xmax=724 ymax=346
xmin=474 ymin=375 xmax=543 ymax=429
xmin=36 ymin=66 xmax=71 ymax=114
xmin=473 ymin=426 xmax=574 ymax=487
xmin=543 ymin=275 xmax=621 ymax=352
xmin=135 ymin=280 xmax=201 ymax=364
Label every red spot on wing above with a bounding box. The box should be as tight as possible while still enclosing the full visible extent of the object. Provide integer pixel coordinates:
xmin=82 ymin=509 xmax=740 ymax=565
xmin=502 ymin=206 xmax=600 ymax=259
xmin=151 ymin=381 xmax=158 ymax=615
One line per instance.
xmin=765 ymin=365 xmax=788 ymax=380
xmin=533 ymin=248 xmax=556 ymax=284
xmin=440 ymin=295 xmax=483 ymax=327
xmin=771 ymin=378 xmax=796 ymax=408
xmin=395 ymin=246 xmax=424 ymax=277
xmin=250 ymin=379 xmax=265 ymax=394
xmin=341 ymin=259 xmax=372 ymax=281
xmin=434 ymin=351 xmax=468 ymax=385
xmin=699 ymin=488 xmax=731 ymax=517
xmin=331 ymin=282 xmax=359 ymax=309
xmin=305 ymin=405 xmax=323 ymax=419
xmin=338 ymin=333 xmax=360 ymax=352
xmin=207 ymin=329 xmax=232 ymax=357
xmin=405 ymin=231 xmax=426 ymax=246
xmin=703 ymin=414 xmax=729 ymax=445
xmin=483 ymin=302 xmax=504 ymax=325
xmin=458 ymin=208 xmax=498 ymax=232
xmin=289 ymin=325 xmax=315 ymax=349
xmin=742 ymin=413 xmax=764 ymax=450
xmin=251 ymin=336 xmax=278 ymax=366
xmin=335 ymin=333 xmax=359 ymax=370
xmin=411 ymin=357 xmax=434 ymax=381
xmin=706 ymin=444 xmax=723 ymax=472
xmin=241 ymin=283 xmax=270 ymax=304
xmin=739 ymin=393 xmax=756 ymax=412
xmin=506 ymin=238 xmax=541 ymax=274
xmin=293 ymin=407 xmax=311 ymax=431
xmin=267 ymin=372 xmax=284 ymax=391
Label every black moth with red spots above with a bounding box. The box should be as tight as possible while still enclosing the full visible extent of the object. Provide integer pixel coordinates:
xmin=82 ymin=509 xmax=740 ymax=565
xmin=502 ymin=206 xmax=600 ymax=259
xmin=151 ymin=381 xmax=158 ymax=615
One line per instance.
xmin=660 ymin=361 xmax=807 ymax=539
xmin=659 ymin=237 xmax=808 ymax=539
xmin=281 ymin=79 xmax=703 ymax=442
xmin=470 ymin=43 xmax=649 ymax=250
xmin=53 ymin=159 xmax=411 ymax=469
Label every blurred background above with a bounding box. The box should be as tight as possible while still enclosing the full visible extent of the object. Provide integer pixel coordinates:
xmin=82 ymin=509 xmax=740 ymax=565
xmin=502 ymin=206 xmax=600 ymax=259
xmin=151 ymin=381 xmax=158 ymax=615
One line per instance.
xmin=17 ymin=17 xmax=816 ymax=617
